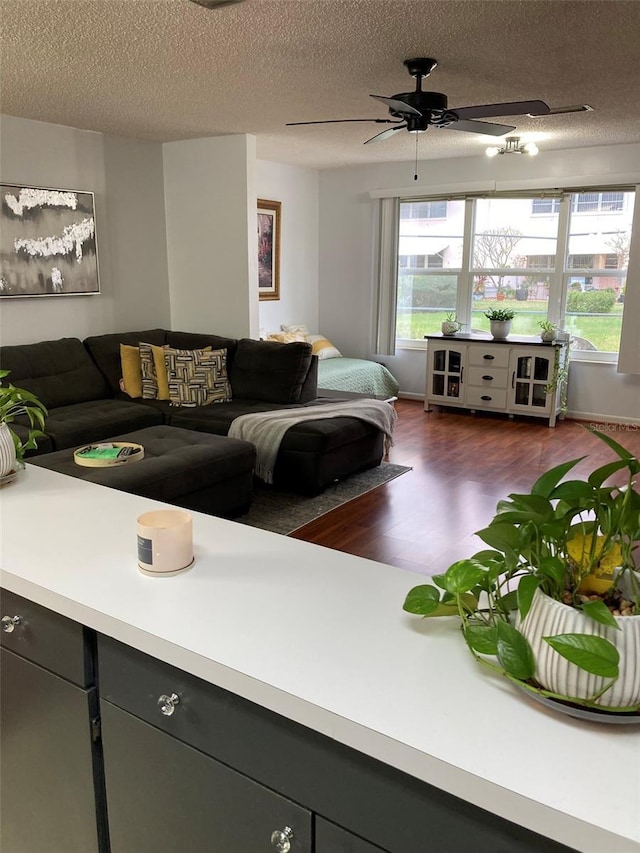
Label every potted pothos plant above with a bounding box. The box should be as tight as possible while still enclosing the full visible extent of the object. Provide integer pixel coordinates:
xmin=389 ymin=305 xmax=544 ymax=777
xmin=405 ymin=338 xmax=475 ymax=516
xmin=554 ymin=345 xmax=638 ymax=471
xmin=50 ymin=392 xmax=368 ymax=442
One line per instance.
xmin=441 ymin=312 xmax=461 ymax=336
xmin=403 ymin=427 xmax=640 ymax=714
xmin=484 ymin=308 xmax=515 ymax=339
xmin=0 ymin=369 xmax=48 ymax=477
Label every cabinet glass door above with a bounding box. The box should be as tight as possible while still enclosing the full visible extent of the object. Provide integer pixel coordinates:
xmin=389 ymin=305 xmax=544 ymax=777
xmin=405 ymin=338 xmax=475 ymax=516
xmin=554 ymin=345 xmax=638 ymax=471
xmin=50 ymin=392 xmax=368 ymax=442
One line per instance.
xmin=512 ymin=353 xmax=552 ymax=410
xmin=430 ymin=347 xmax=464 ymax=401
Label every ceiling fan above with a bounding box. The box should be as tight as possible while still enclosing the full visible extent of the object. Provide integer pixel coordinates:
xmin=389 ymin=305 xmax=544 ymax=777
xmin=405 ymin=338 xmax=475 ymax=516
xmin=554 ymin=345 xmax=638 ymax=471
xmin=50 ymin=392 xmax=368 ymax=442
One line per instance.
xmin=287 ymin=58 xmax=592 ymax=145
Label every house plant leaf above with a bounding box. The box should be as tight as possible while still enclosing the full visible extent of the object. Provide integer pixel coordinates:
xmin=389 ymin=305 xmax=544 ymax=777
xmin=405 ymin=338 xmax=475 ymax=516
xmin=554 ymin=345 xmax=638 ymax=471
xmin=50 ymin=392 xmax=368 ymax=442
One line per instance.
xmin=402 ymin=585 xmax=441 ymax=615
xmin=543 ymin=634 xmax=620 ymax=678
xmin=581 ymin=600 xmax=621 ymax=631
xmin=531 ymin=457 xmax=583 ymax=498
xmin=496 ymin=621 xmax=535 ymax=680
xmin=465 ymin=624 xmax=498 ymax=655
xmin=441 ymin=560 xmax=487 ymax=594
xmin=517 ymin=575 xmax=540 ymax=620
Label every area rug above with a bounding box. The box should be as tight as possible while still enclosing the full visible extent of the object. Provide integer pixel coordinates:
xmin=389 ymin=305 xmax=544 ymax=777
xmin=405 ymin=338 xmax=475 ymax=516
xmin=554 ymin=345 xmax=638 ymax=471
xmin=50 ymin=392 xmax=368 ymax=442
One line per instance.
xmin=236 ymin=463 xmax=412 ymax=535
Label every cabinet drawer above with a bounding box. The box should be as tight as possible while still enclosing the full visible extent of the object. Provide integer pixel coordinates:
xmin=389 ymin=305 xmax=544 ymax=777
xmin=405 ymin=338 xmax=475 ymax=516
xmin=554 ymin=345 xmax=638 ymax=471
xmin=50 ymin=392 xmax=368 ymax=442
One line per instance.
xmin=101 ymin=701 xmax=312 ymax=853
xmin=467 ymin=345 xmax=510 ymax=368
xmin=466 ymin=367 xmax=509 ymax=388
xmin=0 ymin=589 xmax=92 ymax=687
xmin=465 ymin=387 xmax=508 ymax=409
xmin=316 ymin=817 xmax=389 ymax=852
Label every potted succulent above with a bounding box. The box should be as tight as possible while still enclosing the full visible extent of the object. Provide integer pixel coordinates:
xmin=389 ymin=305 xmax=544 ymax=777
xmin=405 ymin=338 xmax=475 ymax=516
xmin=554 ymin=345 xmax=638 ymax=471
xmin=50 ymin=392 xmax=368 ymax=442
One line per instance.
xmin=441 ymin=312 xmax=461 ymax=336
xmin=484 ymin=308 xmax=515 ymax=340
xmin=538 ymin=320 xmax=558 ymax=342
xmin=402 ymin=428 xmax=640 ymax=715
xmin=0 ymin=370 xmax=48 ymax=478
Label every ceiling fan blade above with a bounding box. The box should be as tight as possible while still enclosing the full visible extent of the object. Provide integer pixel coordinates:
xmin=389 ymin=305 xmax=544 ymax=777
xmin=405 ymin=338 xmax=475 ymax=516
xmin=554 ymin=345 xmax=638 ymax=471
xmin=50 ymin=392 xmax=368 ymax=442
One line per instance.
xmin=370 ymin=95 xmax=423 ymax=116
xmin=286 ymin=118 xmax=402 ymax=126
xmin=444 ymin=118 xmax=516 ymax=136
xmin=451 ymin=100 xmax=550 ymax=120
xmin=533 ymin=104 xmax=594 ymax=116
xmin=363 ymin=125 xmax=408 ymax=145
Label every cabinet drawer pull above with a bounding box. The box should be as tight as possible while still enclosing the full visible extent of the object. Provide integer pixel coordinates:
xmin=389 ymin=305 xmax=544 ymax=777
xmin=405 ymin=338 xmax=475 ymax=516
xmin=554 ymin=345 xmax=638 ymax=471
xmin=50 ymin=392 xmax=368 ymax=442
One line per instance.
xmin=271 ymin=825 xmax=294 ymax=852
xmin=481 ymin=395 xmax=492 ymax=401
xmin=157 ymin=692 xmax=180 ymax=716
xmin=482 ymin=374 xmax=493 ymax=381
xmin=1 ymin=615 xmax=22 ymax=633
xmin=482 ymin=354 xmax=495 ymax=360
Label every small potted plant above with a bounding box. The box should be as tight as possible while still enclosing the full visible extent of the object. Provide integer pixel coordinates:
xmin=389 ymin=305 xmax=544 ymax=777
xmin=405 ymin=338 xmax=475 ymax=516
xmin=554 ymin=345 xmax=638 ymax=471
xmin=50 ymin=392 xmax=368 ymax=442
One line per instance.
xmin=0 ymin=370 xmax=48 ymax=478
xmin=484 ymin=308 xmax=515 ymax=339
xmin=538 ymin=320 xmax=558 ymax=342
xmin=441 ymin=312 xmax=461 ymax=336
xmin=402 ymin=428 xmax=640 ymax=716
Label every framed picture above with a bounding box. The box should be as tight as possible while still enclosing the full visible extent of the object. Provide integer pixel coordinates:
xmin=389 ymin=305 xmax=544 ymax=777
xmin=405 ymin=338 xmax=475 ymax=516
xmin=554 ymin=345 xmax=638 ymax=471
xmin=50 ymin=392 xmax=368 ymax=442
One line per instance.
xmin=0 ymin=183 xmax=99 ymax=298
xmin=257 ymin=198 xmax=281 ymax=301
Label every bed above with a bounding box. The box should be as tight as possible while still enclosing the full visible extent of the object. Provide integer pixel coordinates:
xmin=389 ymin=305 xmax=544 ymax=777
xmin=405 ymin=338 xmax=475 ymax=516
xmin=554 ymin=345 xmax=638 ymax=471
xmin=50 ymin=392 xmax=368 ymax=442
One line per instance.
xmin=317 ymin=357 xmax=400 ymax=398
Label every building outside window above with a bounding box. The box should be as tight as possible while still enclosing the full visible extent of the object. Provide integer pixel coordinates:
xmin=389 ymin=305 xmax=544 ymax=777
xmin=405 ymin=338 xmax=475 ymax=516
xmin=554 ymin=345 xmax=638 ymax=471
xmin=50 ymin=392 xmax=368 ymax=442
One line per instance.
xmin=393 ymin=189 xmax=635 ymax=357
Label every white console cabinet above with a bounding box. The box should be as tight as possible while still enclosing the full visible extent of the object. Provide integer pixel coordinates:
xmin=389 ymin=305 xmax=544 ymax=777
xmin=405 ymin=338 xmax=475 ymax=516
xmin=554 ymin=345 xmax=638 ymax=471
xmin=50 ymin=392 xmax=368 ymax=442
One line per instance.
xmin=425 ymin=335 xmax=568 ymax=427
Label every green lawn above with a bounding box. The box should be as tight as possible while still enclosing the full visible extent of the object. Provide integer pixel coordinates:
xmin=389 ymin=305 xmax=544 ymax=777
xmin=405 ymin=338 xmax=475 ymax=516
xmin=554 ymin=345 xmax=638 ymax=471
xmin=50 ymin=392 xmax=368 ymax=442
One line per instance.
xmin=397 ymin=299 xmax=623 ymax=352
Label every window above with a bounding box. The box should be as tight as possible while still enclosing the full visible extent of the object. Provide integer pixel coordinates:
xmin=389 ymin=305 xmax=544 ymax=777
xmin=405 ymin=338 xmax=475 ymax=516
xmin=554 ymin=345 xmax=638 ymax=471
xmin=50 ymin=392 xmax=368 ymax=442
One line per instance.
xmin=567 ymin=254 xmax=594 ymax=269
xmin=399 ymin=254 xmax=444 ymax=270
xmin=532 ymin=198 xmax=561 ymax=215
xmin=572 ymin=191 xmax=624 ymax=213
xmin=525 ymin=255 xmax=555 ymax=269
xmin=396 ymin=199 xmax=463 ymax=338
xmin=400 ymin=200 xmax=447 ymax=220
xmin=389 ymin=188 xmax=636 ymax=358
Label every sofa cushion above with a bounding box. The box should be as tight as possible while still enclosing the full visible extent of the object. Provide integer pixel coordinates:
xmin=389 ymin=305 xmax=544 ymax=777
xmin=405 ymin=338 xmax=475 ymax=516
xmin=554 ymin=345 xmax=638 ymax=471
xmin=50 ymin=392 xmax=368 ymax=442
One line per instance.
xmin=0 ymin=337 xmax=110 ymax=408
xmin=230 ymin=339 xmax=313 ymax=404
xmin=166 ymin=331 xmax=238 ymax=369
xmin=38 ymin=399 xmax=163 ymax=450
xmin=83 ymin=329 xmax=168 ymax=394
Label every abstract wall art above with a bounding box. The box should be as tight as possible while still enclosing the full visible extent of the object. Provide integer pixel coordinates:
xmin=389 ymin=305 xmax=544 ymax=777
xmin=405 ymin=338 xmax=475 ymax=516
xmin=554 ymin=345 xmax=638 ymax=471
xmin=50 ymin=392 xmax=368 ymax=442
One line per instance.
xmin=0 ymin=184 xmax=99 ymax=298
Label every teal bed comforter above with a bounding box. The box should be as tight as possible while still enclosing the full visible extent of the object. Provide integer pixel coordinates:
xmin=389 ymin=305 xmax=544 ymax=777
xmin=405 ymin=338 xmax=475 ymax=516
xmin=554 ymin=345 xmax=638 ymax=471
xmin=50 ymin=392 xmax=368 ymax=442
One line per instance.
xmin=317 ymin=358 xmax=400 ymax=397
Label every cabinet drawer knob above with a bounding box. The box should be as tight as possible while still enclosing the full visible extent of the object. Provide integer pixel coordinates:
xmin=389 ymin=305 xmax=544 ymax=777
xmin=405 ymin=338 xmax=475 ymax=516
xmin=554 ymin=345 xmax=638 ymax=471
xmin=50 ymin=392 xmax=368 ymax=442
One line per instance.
xmin=482 ymin=354 xmax=495 ymax=360
xmin=1 ymin=615 xmax=22 ymax=633
xmin=271 ymin=826 xmax=294 ymax=852
xmin=482 ymin=374 xmax=493 ymax=381
xmin=157 ymin=692 xmax=180 ymax=716
xmin=481 ymin=395 xmax=492 ymax=401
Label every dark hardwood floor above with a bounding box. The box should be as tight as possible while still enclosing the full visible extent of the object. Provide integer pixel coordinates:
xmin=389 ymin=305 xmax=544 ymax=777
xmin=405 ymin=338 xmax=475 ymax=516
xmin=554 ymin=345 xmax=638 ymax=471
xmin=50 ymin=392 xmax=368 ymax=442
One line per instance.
xmin=291 ymin=399 xmax=640 ymax=577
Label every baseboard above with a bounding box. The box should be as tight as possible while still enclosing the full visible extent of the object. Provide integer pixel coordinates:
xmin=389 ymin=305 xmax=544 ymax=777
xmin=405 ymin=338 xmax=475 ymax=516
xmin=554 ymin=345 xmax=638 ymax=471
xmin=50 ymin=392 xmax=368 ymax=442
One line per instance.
xmin=565 ymin=411 xmax=640 ymax=427
xmin=397 ymin=392 xmax=424 ymax=401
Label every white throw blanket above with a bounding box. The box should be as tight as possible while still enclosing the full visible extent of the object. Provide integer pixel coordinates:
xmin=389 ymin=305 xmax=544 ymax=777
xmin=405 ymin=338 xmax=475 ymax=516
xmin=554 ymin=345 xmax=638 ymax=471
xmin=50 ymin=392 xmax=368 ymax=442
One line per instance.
xmin=228 ymin=399 xmax=397 ymax=484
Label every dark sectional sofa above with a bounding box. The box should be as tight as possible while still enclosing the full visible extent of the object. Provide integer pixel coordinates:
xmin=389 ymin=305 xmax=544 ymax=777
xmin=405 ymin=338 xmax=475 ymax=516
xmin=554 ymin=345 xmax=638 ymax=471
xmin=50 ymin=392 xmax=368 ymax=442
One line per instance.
xmin=1 ymin=329 xmax=385 ymax=496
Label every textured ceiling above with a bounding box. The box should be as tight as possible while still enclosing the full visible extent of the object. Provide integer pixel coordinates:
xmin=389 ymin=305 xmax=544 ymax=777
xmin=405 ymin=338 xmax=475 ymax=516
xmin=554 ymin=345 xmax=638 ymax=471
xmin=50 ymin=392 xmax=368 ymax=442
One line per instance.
xmin=1 ymin=0 xmax=639 ymax=170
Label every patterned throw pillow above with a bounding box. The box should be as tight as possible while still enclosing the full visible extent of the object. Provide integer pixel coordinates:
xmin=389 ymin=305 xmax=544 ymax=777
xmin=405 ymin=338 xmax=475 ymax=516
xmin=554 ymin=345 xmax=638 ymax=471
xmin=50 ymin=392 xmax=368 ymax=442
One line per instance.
xmin=164 ymin=347 xmax=232 ymax=407
xmin=139 ymin=342 xmax=171 ymax=400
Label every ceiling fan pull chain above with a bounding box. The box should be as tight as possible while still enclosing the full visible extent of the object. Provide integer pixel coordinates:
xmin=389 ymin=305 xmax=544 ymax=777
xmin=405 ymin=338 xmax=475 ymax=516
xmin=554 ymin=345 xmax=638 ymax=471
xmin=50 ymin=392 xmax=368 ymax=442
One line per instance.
xmin=414 ymin=132 xmax=419 ymax=181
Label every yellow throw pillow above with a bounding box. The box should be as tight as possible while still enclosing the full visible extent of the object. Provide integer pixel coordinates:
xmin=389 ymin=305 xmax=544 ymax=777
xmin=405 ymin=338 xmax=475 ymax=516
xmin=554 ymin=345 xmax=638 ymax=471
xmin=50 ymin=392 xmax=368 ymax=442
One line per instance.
xmin=120 ymin=344 xmax=143 ymax=398
xmin=307 ymin=335 xmax=342 ymax=360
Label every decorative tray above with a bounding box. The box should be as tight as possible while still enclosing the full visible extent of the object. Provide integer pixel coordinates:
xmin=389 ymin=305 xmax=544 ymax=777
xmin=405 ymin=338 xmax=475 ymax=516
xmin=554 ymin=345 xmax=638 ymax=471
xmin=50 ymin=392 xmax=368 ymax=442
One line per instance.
xmin=74 ymin=442 xmax=144 ymax=468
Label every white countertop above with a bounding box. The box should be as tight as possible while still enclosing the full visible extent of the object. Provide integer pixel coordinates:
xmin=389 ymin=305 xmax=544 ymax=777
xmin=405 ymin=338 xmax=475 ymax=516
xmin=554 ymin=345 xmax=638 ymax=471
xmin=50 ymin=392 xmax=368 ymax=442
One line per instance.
xmin=2 ymin=465 xmax=639 ymax=853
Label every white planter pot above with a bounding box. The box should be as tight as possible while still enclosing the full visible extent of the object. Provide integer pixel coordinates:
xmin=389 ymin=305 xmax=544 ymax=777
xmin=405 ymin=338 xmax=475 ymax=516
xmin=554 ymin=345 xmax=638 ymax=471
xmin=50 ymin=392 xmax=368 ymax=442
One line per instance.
xmin=0 ymin=423 xmax=17 ymax=478
xmin=516 ymin=585 xmax=640 ymax=708
xmin=489 ymin=320 xmax=511 ymax=340
xmin=540 ymin=331 xmax=556 ymax=342
xmin=441 ymin=321 xmax=460 ymax=336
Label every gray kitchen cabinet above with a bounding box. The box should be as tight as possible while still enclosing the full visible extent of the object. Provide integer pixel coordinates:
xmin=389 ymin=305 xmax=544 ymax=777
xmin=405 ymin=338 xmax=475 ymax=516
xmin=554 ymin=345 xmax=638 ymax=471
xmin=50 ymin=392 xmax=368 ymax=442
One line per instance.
xmin=0 ymin=590 xmax=107 ymax=853
xmin=100 ymin=700 xmax=311 ymax=852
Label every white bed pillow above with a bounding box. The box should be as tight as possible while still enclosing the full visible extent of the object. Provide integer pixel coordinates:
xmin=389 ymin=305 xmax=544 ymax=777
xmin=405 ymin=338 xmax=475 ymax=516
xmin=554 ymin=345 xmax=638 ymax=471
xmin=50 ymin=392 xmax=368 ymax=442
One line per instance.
xmin=306 ymin=335 xmax=342 ymax=359
xmin=280 ymin=323 xmax=310 ymax=336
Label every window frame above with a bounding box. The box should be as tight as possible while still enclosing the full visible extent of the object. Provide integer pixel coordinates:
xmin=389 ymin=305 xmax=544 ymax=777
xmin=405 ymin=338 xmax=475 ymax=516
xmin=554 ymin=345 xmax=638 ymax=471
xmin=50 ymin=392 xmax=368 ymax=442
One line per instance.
xmin=392 ymin=188 xmax=635 ymax=362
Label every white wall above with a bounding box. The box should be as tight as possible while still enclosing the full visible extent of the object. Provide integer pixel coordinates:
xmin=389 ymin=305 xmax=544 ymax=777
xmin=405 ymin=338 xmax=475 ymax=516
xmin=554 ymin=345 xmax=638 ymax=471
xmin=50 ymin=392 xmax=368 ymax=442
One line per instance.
xmin=0 ymin=115 xmax=171 ymax=345
xmin=318 ymin=142 xmax=640 ymax=421
xmin=257 ymin=159 xmax=319 ymax=336
xmin=162 ymin=135 xmax=258 ymax=340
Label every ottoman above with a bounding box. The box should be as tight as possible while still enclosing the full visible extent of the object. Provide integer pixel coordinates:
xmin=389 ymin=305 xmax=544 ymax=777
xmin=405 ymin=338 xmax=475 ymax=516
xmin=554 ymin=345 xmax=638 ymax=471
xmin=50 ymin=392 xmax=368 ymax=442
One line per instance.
xmin=30 ymin=425 xmax=256 ymax=519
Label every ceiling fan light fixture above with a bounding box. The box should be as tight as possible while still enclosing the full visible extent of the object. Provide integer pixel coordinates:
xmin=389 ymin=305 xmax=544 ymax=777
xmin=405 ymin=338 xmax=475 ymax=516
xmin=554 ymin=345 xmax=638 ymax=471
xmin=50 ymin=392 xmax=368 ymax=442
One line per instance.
xmin=486 ymin=136 xmax=540 ymax=157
